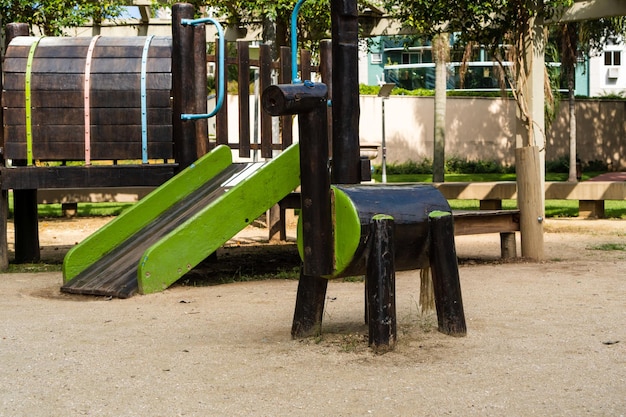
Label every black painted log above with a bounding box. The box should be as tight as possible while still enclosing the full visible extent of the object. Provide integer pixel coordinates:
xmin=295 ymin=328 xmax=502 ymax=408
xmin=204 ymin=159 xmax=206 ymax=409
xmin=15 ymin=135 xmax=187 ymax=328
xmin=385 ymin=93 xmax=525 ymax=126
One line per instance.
xmin=13 ymin=189 xmax=40 ymax=263
xmin=366 ymin=215 xmax=397 ymax=351
xmin=428 ymin=211 xmax=467 ymax=336
xmin=291 ymin=270 xmax=329 ymax=338
xmin=262 ymin=82 xmax=333 ymax=276
xmin=262 ymin=83 xmax=328 ymax=116
xmin=331 ymin=184 xmax=451 ymax=278
xmin=262 ymin=82 xmax=332 ymax=336
xmin=171 ymin=3 xmax=196 ymax=171
xmin=5 ymin=23 xmax=39 ymax=264
xmin=330 ymin=0 xmax=360 ymax=184
xmin=193 ymin=24 xmax=208 ymax=157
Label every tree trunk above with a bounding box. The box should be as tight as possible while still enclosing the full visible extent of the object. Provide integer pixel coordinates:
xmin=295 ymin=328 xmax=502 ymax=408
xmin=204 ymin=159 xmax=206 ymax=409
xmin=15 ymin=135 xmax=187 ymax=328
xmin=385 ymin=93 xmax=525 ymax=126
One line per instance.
xmin=567 ymin=62 xmax=578 ymax=182
xmin=432 ymin=33 xmax=449 ymax=183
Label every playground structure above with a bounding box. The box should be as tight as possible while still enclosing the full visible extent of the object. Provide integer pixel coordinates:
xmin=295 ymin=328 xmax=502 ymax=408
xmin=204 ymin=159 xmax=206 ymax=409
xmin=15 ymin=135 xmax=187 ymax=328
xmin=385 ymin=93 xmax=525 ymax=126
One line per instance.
xmin=0 ymin=5 xmax=317 ymax=268
xmin=1 ymin=2 xmax=467 ymax=349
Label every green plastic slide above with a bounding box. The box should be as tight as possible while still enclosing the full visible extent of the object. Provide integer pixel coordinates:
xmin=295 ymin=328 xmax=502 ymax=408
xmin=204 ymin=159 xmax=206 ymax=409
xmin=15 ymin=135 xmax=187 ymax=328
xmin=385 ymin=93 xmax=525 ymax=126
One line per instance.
xmin=62 ymin=143 xmax=300 ymax=296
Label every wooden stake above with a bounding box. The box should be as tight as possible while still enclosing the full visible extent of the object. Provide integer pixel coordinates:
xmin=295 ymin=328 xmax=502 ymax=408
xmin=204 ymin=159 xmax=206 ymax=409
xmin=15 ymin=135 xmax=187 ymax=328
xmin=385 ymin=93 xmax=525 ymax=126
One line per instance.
xmin=428 ymin=211 xmax=466 ymax=336
xmin=366 ymin=214 xmax=397 ymax=351
xmin=516 ymin=146 xmax=544 ymax=260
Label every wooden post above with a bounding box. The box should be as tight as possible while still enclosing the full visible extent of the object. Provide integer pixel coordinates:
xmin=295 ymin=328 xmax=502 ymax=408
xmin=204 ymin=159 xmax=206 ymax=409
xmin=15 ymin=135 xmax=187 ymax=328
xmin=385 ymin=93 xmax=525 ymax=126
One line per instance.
xmin=193 ymin=24 xmax=208 ymax=158
xmin=516 ymin=146 xmax=544 ymax=260
xmin=0 ymin=190 xmax=8 ymax=270
xmin=5 ymin=23 xmax=39 ymax=264
xmin=291 ymin=271 xmax=328 ymax=337
xmin=214 ymin=38 xmax=229 ymax=147
xmin=171 ymin=3 xmax=196 ymax=171
xmin=237 ymin=40 xmax=251 ymax=158
xmin=330 ymin=0 xmax=360 ymax=184
xmin=428 ymin=211 xmax=466 ymax=336
xmin=0 ymin=24 xmax=30 ymax=269
xmin=366 ymin=214 xmax=397 ymax=351
xmin=319 ymin=40 xmax=333 ymax=159
xmin=515 ymin=11 xmax=545 ymax=261
xmin=262 ymin=82 xmax=332 ymax=336
xmin=262 ymin=83 xmax=333 ymax=276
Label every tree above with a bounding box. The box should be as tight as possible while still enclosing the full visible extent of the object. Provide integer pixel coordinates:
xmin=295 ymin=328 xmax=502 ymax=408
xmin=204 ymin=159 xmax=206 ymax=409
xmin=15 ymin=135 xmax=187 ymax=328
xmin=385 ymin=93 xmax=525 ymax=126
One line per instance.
xmin=160 ymin=0 xmax=331 ymax=58
xmin=0 ymin=1 xmax=125 ymax=36
xmin=554 ymin=17 xmax=626 ymax=181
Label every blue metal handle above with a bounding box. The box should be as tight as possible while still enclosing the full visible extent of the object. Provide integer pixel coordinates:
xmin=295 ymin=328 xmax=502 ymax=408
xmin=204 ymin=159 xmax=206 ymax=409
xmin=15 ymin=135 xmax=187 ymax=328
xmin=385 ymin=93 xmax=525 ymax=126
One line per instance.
xmin=291 ymin=0 xmax=307 ymax=84
xmin=180 ymin=17 xmax=225 ymax=120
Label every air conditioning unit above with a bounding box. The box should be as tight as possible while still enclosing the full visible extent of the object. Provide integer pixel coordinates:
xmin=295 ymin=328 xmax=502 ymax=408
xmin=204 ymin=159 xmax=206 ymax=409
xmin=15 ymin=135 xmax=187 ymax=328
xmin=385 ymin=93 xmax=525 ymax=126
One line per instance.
xmin=607 ymin=67 xmax=620 ymax=79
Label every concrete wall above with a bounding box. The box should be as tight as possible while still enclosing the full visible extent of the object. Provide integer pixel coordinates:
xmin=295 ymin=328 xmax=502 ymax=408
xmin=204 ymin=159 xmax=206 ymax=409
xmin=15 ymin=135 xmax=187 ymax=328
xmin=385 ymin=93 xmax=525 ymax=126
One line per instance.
xmin=359 ymin=96 xmax=626 ymax=170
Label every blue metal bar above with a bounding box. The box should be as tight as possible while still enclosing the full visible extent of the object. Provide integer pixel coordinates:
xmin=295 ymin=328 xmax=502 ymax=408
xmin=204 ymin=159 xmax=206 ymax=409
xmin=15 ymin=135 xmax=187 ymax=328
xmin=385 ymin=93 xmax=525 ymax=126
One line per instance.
xmin=140 ymin=35 xmax=154 ymax=163
xmin=291 ymin=0 xmax=307 ymax=84
xmin=180 ymin=17 xmax=225 ymax=120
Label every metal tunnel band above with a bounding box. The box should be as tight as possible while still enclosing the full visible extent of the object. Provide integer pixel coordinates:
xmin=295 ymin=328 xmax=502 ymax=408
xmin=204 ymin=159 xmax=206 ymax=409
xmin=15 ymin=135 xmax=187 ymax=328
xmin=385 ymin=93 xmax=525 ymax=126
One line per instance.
xmin=24 ymin=37 xmax=43 ymax=166
xmin=83 ymin=35 xmax=101 ymax=166
xmin=140 ymin=35 xmax=155 ymax=163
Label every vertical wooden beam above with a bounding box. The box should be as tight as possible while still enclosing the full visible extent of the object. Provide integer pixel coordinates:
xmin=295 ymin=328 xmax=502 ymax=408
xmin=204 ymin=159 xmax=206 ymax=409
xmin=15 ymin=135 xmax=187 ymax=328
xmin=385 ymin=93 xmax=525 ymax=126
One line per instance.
xmin=193 ymin=24 xmax=208 ymax=157
xmin=279 ymin=46 xmax=292 ymax=149
xmin=516 ymin=146 xmax=544 ymax=260
xmin=300 ymin=49 xmax=312 ymax=81
xmin=320 ymin=40 xmax=333 ymax=160
xmin=330 ymin=0 xmax=360 ymax=184
xmin=291 ymin=271 xmax=329 ymax=338
xmin=0 ymin=190 xmax=8 ymax=270
xmin=214 ymin=39 xmax=229 ymax=146
xmin=515 ymin=11 xmax=545 ymax=260
xmin=5 ymin=23 xmax=39 ymax=264
xmin=13 ymin=190 xmax=40 ymax=263
xmin=0 ymin=25 xmax=29 ymax=269
xmin=259 ymin=44 xmax=273 ymax=159
xmin=238 ymin=40 xmax=251 ymax=158
xmin=428 ymin=211 xmax=466 ymax=336
xmin=171 ymin=3 xmax=196 ymax=171
xmin=366 ymin=215 xmax=397 ymax=351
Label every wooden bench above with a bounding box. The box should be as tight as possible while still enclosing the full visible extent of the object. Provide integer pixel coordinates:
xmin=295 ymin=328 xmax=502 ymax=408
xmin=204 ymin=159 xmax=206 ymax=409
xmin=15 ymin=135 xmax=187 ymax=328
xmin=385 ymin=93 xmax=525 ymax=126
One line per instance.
xmin=433 ymin=181 xmax=626 ymax=219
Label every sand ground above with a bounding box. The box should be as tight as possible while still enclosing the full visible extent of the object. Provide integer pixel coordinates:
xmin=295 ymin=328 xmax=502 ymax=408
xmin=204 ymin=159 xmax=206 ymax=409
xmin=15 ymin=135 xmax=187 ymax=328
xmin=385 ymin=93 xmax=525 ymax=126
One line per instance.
xmin=0 ymin=216 xmax=624 ymax=416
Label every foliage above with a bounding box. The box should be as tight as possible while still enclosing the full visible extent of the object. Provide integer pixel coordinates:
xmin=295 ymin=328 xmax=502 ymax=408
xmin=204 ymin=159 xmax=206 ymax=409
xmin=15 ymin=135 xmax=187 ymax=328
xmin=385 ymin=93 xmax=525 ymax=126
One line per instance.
xmin=0 ymin=0 xmax=125 ymax=35
xmin=159 ymin=0 xmax=331 ymax=54
xmin=380 ymin=0 xmax=576 ymax=145
xmin=373 ymin=156 xmax=611 ymax=177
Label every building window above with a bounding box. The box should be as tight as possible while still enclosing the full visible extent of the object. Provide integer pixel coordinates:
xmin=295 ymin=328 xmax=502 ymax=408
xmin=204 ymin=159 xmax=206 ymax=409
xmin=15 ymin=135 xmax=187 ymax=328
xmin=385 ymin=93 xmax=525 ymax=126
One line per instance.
xmin=371 ymin=53 xmax=382 ymax=64
xmin=401 ymin=51 xmax=423 ymax=65
xmin=604 ymin=50 xmax=621 ymax=66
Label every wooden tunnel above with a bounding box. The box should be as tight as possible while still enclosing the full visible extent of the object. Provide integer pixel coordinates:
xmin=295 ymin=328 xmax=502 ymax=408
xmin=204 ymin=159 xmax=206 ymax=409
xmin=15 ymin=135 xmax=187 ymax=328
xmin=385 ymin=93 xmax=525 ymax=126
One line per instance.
xmin=2 ymin=36 xmax=173 ymax=163
xmin=297 ymin=184 xmax=453 ymax=278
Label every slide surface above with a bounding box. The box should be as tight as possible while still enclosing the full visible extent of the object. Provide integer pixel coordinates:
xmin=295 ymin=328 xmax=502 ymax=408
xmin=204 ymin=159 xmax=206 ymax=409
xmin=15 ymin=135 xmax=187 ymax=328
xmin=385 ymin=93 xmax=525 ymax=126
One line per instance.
xmin=62 ymin=144 xmax=300 ymax=298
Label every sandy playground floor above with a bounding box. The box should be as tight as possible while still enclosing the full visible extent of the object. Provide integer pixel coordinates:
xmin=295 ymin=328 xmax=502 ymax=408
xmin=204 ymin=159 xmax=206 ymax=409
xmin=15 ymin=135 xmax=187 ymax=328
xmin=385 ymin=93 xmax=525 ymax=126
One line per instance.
xmin=0 ymin=216 xmax=624 ymax=416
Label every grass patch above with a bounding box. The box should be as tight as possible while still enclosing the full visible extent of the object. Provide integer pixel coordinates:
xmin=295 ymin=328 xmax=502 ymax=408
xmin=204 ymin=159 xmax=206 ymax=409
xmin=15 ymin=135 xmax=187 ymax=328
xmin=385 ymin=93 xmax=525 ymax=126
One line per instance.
xmin=588 ymin=243 xmax=626 ymax=251
xmin=7 ymin=263 xmax=62 ymax=273
xmin=36 ymin=202 xmax=134 ymax=218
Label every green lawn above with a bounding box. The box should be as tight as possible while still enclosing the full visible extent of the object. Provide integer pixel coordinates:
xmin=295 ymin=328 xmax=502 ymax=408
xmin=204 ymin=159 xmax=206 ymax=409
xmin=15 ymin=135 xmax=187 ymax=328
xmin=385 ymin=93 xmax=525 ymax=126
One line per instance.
xmin=371 ymin=172 xmax=605 ymax=183
xmin=447 ymin=199 xmax=626 ymax=219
